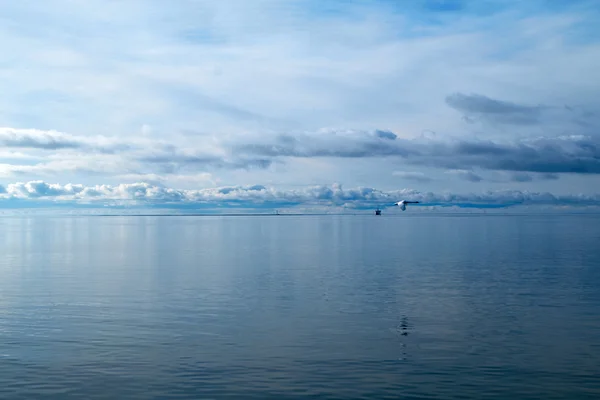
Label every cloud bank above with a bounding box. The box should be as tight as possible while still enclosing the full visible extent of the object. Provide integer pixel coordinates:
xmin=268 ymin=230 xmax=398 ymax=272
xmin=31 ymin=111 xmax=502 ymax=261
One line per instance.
xmin=1 ymin=180 xmax=599 ymax=211
xmin=234 ymin=129 xmax=600 ymax=174
xmin=3 ymin=125 xmax=599 ymax=185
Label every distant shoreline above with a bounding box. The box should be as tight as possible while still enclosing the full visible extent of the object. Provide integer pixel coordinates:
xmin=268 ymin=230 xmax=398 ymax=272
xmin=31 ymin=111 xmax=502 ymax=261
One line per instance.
xmin=2 ymin=212 xmax=600 ymax=218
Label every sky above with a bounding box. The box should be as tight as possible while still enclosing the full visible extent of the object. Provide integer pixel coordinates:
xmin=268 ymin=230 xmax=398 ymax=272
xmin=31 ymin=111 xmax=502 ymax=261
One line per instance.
xmin=0 ymin=0 xmax=599 ymax=211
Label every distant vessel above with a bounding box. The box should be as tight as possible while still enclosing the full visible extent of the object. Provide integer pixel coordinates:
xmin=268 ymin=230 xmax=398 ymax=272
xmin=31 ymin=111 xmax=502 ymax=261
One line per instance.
xmin=375 ymin=208 xmax=382 ymax=215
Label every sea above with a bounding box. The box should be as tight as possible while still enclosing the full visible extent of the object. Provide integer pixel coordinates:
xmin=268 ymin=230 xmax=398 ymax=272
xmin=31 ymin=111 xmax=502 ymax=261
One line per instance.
xmin=1 ymin=214 xmax=599 ymax=399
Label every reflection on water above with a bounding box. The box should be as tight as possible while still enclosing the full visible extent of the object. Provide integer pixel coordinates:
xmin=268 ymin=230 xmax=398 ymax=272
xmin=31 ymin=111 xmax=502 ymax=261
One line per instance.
xmin=0 ymin=214 xmax=600 ymax=399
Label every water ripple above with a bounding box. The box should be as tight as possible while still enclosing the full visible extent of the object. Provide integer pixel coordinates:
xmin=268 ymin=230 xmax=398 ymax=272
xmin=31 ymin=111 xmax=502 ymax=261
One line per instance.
xmin=1 ymin=215 xmax=599 ymax=399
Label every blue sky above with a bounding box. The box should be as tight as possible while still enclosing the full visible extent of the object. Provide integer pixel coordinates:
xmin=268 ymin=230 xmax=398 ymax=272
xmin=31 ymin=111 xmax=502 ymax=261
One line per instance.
xmin=0 ymin=0 xmax=599 ymax=210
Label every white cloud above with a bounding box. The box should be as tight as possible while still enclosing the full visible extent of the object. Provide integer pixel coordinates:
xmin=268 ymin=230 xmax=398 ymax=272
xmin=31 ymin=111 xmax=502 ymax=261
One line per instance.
xmin=1 ymin=180 xmax=599 ymax=212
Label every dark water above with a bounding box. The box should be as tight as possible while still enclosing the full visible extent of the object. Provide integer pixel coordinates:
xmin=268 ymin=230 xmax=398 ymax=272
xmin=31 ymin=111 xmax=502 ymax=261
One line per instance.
xmin=1 ymin=214 xmax=599 ymax=399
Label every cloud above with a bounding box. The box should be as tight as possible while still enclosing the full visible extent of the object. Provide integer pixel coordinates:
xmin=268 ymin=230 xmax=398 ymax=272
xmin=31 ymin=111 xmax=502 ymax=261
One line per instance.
xmin=0 ymin=127 xmax=273 ymax=179
xmin=0 ymin=128 xmax=83 ymax=150
xmin=374 ymin=130 xmax=398 ymax=140
xmin=445 ymin=93 xmax=544 ymax=125
xmin=0 ymin=127 xmax=134 ymax=153
xmin=2 ymin=126 xmax=599 ymax=187
xmin=393 ymin=171 xmax=432 ymax=182
xmin=6 ymin=181 xmax=85 ymax=198
xmin=446 ymin=170 xmax=483 ymax=182
xmin=446 ymin=170 xmax=562 ymax=184
xmin=232 ymin=129 xmax=415 ymax=158
xmin=1 ymin=180 xmax=599 ymax=211
xmin=446 ymin=93 xmax=600 ymax=140
xmin=495 ymin=171 xmax=561 ymax=183
xmin=510 ymin=172 xmax=534 ymax=182
xmin=233 ymin=130 xmax=600 ymax=174
xmin=439 ymin=135 xmax=600 ymax=174
xmin=540 ymin=173 xmax=560 ymax=180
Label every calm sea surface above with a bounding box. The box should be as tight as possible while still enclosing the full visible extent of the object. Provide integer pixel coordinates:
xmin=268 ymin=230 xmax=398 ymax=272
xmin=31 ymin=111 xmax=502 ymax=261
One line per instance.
xmin=1 ymin=214 xmax=599 ymax=399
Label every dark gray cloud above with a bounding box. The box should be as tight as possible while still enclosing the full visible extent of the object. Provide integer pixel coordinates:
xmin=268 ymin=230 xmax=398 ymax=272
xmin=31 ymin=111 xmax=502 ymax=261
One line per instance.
xmin=510 ymin=172 xmax=533 ymax=182
xmin=392 ymin=171 xmax=432 ymax=182
xmin=561 ymin=105 xmax=600 ymax=130
xmin=233 ymin=130 xmax=600 ymax=175
xmin=5 ymin=122 xmax=599 ymax=179
xmin=540 ymin=173 xmax=560 ymax=180
xmin=447 ymin=170 xmax=483 ymax=182
xmin=445 ymin=93 xmax=544 ymax=125
xmin=0 ymin=128 xmax=136 ymax=154
xmin=235 ymin=131 xmax=414 ymax=158
xmin=374 ymin=130 xmax=398 ymax=140
xmin=447 ymin=171 xmax=561 ymax=184
xmin=432 ymin=136 xmax=600 ymax=174
xmin=445 ymin=93 xmax=600 ymax=134
xmin=499 ymin=172 xmax=559 ymax=183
